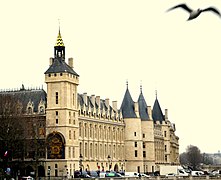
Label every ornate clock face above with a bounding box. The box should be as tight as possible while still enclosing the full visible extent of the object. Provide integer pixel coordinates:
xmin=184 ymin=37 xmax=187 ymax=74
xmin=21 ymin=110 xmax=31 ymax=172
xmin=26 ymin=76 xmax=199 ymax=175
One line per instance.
xmin=47 ymin=133 xmax=64 ymax=159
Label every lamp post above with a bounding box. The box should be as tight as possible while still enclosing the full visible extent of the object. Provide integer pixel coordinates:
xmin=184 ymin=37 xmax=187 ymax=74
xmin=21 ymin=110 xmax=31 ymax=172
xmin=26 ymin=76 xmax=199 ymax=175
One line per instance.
xmin=47 ymin=167 xmax=51 ymax=180
xmin=79 ymin=154 xmax=83 ymax=175
xmin=107 ymin=155 xmax=111 ymax=171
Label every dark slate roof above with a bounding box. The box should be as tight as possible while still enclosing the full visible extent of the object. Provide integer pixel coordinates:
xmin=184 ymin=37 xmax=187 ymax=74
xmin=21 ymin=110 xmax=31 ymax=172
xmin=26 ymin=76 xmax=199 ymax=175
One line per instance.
xmin=44 ymin=58 xmax=79 ymax=76
xmin=120 ymin=88 xmax=136 ymax=118
xmin=138 ymin=92 xmax=149 ymax=120
xmin=152 ymin=98 xmax=164 ymax=121
xmin=0 ymin=88 xmax=47 ymax=113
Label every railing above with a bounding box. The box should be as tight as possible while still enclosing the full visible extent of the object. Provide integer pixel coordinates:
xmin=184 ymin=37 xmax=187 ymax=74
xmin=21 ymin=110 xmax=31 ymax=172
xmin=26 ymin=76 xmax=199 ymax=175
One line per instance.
xmin=30 ymin=175 xmax=221 ymax=180
xmin=1 ymin=176 xmax=221 ymax=180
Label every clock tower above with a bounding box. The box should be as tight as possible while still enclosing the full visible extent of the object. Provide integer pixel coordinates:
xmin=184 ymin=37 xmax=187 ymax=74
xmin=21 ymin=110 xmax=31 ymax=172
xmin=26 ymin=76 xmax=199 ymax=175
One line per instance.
xmin=44 ymin=29 xmax=79 ymax=176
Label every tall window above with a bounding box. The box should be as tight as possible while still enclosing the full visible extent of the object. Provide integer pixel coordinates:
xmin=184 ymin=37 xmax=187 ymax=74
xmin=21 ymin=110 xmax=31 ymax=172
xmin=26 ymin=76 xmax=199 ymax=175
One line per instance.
xmin=135 ymin=142 xmax=137 ymax=147
xmin=56 ymin=111 xmax=58 ymax=124
xmin=90 ymin=124 xmax=92 ymax=138
xmin=69 ymin=147 xmax=71 ymax=158
xmin=73 ymin=147 xmax=75 ymax=158
xmin=143 ymin=151 xmax=146 ymax=158
xmin=135 ymin=150 xmax=138 ymax=157
xmin=79 ymin=123 xmax=82 ymax=137
xmin=69 ymin=112 xmax=71 ymax=124
xmin=73 ymin=93 xmax=75 ymax=106
xmin=134 ymin=132 xmax=136 ymax=136
xmin=56 ymin=92 xmax=58 ymax=104
xmin=164 ymin=131 xmax=167 ymax=137
xmin=143 ymin=142 xmax=146 ymax=148
xmin=73 ymin=112 xmax=76 ymax=124
xmin=90 ymin=143 xmax=93 ymax=158
xmin=69 ymin=130 xmax=71 ymax=139
xmin=73 ymin=131 xmax=76 ymax=140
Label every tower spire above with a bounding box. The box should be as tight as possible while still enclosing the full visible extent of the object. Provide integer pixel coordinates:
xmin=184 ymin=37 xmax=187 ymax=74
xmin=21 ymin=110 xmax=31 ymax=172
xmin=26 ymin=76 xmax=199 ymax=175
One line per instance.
xmin=55 ymin=27 xmax=64 ymax=47
xmin=54 ymin=23 xmax=65 ymax=59
xmin=126 ymin=80 xmax=128 ymax=89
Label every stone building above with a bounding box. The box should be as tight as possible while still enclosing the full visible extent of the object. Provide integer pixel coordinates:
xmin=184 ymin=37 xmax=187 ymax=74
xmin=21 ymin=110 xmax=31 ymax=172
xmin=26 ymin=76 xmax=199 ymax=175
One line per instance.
xmin=0 ymin=29 xmax=179 ymax=177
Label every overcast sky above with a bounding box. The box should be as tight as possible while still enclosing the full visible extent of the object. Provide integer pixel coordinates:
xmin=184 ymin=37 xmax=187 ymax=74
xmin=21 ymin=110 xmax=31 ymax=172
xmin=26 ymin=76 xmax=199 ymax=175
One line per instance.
xmin=1 ymin=0 xmax=221 ymax=153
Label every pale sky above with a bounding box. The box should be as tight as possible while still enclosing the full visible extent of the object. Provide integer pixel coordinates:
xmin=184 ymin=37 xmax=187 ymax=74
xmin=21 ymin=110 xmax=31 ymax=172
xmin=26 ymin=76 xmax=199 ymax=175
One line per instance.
xmin=1 ymin=0 xmax=221 ymax=154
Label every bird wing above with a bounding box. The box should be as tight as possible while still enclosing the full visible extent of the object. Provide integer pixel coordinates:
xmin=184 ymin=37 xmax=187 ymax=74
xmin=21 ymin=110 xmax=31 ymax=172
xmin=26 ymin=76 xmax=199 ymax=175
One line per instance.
xmin=167 ymin=3 xmax=192 ymax=13
xmin=202 ymin=7 xmax=221 ymax=16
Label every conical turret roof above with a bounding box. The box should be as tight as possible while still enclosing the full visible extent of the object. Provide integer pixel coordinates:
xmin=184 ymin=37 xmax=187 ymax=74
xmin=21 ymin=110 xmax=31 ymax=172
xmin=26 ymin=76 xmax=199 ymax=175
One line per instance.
xmin=138 ymin=89 xmax=149 ymax=120
xmin=152 ymin=97 xmax=164 ymax=121
xmin=120 ymin=85 xmax=136 ymax=118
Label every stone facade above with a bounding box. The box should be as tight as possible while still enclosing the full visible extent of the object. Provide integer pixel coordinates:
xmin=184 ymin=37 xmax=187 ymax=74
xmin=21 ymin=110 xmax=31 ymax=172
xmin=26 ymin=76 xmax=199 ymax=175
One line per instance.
xmin=0 ymin=29 xmax=179 ymax=177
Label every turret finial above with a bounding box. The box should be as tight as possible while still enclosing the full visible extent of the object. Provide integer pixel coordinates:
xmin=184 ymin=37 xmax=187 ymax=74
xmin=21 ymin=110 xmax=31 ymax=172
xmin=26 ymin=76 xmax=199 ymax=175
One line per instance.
xmin=126 ymin=80 xmax=128 ymax=89
xmin=140 ymin=80 xmax=142 ymax=93
xmin=55 ymin=19 xmax=64 ymax=47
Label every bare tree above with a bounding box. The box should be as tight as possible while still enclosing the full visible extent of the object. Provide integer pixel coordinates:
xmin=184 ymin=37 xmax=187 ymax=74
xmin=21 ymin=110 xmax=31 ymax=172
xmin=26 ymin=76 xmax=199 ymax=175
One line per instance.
xmin=0 ymin=94 xmax=25 ymax=172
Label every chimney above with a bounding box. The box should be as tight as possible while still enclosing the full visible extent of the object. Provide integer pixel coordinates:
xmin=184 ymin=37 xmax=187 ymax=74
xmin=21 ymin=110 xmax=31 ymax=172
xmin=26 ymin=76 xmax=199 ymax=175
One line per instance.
xmin=112 ymin=101 xmax=117 ymax=111
xmin=83 ymin=93 xmax=87 ymax=106
xmin=105 ymin=98 xmax=109 ymax=108
xmin=68 ymin=57 xmax=73 ymax=68
xmin=95 ymin=96 xmax=100 ymax=108
xmin=91 ymin=95 xmax=95 ymax=107
xmin=147 ymin=106 xmax=152 ymax=120
xmin=134 ymin=102 xmax=139 ymax=117
xmin=49 ymin=57 xmax=53 ymax=66
xmin=165 ymin=109 xmax=168 ymax=120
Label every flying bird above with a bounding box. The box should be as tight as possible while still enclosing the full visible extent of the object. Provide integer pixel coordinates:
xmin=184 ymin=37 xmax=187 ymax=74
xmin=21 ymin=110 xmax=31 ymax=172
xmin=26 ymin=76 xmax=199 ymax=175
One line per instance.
xmin=167 ymin=3 xmax=221 ymax=20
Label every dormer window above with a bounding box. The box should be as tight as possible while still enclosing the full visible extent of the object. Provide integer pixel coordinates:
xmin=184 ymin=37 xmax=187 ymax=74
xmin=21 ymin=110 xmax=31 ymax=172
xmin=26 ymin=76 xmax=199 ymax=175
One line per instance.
xmin=38 ymin=98 xmax=46 ymax=114
xmin=27 ymin=100 xmax=34 ymax=114
xmin=27 ymin=107 xmax=33 ymax=114
xmin=39 ymin=106 xmax=45 ymax=114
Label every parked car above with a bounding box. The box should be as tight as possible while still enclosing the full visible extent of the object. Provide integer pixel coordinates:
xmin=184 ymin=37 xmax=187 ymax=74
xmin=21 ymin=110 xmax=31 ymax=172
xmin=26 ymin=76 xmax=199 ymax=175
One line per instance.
xmin=21 ymin=176 xmax=34 ymax=180
xmin=125 ymin=172 xmax=138 ymax=177
xmin=105 ymin=171 xmax=123 ymax=177
xmin=165 ymin=173 xmax=176 ymax=177
xmin=74 ymin=170 xmax=91 ymax=178
xmin=191 ymin=171 xmax=204 ymax=176
xmin=141 ymin=173 xmax=150 ymax=178
xmin=89 ymin=171 xmax=99 ymax=178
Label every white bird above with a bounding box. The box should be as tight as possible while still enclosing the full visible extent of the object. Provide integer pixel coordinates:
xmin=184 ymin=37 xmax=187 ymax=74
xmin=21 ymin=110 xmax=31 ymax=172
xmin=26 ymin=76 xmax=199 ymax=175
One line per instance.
xmin=167 ymin=3 xmax=221 ymax=20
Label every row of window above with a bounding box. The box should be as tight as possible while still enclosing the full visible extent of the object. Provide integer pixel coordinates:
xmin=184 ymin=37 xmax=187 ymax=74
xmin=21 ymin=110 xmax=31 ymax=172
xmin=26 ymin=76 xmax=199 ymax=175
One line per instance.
xmin=79 ymin=122 xmax=124 ymax=141
xmin=80 ymin=109 xmax=122 ymax=121
xmin=55 ymin=92 xmax=75 ymax=107
xmin=48 ymin=72 xmax=78 ymax=79
xmin=134 ymin=150 xmax=147 ymax=158
xmin=134 ymin=142 xmax=146 ymax=148
xmin=55 ymin=111 xmax=77 ymax=125
xmin=79 ymin=142 xmax=124 ymax=160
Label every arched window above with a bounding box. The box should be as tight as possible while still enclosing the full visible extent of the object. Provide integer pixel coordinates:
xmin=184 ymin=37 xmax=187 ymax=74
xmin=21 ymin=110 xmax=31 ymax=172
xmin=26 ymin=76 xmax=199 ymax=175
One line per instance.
xmin=84 ymin=123 xmax=87 ymax=138
xmin=90 ymin=143 xmax=93 ymax=159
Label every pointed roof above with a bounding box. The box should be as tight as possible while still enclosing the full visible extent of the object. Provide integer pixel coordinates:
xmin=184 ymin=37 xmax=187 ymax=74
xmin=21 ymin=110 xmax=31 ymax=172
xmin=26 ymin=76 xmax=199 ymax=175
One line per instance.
xmin=138 ymin=87 xmax=149 ymax=120
xmin=0 ymin=87 xmax=47 ymax=113
xmin=55 ymin=29 xmax=64 ymax=47
xmin=120 ymin=85 xmax=136 ymax=118
xmin=44 ymin=58 xmax=79 ymax=76
xmin=152 ymin=97 xmax=164 ymax=121
xmin=45 ymin=29 xmax=79 ymax=76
